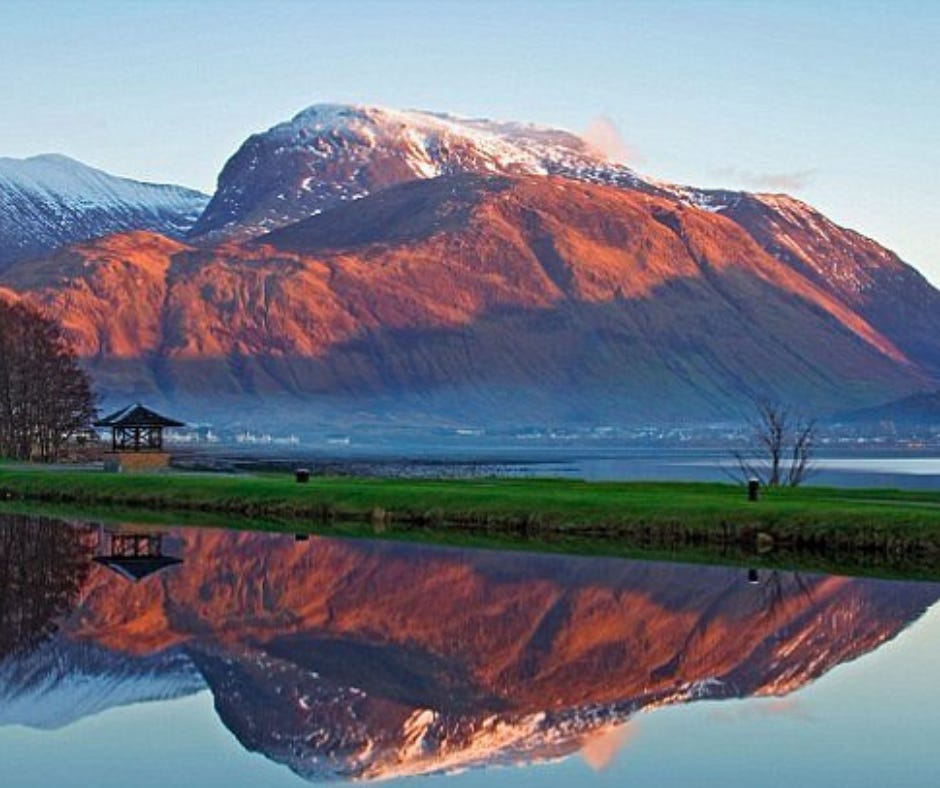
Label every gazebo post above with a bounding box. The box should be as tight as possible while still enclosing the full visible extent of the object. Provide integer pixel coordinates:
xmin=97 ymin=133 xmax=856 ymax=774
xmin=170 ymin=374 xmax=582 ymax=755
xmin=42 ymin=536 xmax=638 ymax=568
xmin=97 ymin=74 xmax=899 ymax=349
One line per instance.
xmin=94 ymin=403 xmax=185 ymax=473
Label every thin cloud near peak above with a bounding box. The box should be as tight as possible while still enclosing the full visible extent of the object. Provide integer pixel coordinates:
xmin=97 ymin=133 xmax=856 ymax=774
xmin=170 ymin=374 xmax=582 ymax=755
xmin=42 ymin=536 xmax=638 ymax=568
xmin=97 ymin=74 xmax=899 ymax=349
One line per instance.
xmin=583 ymin=115 xmax=643 ymax=165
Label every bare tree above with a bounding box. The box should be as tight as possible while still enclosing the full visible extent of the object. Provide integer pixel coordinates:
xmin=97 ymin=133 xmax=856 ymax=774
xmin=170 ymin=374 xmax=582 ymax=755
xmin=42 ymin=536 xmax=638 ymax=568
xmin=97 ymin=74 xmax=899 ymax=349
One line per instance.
xmin=0 ymin=301 xmax=97 ymax=462
xmin=750 ymin=570 xmax=815 ymax=621
xmin=732 ymin=399 xmax=816 ymax=487
xmin=786 ymin=417 xmax=816 ymax=487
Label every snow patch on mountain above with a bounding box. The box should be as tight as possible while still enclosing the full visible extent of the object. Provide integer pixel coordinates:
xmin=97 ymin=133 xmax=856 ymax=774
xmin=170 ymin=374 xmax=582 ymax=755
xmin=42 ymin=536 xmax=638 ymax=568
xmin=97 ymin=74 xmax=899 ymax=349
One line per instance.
xmin=193 ymin=103 xmax=802 ymax=243
xmin=0 ymin=154 xmax=209 ymax=269
xmin=0 ymin=639 xmax=205 ymax=730
xmin=191 ymin=103 xmax=669 ymax=239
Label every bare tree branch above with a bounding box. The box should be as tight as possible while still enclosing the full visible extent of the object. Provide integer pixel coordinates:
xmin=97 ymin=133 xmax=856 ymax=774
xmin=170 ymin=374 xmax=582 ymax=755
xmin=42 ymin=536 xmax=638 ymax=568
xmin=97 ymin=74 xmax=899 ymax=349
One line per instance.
xmin=730 ymin=398 xmax=817 ymax=488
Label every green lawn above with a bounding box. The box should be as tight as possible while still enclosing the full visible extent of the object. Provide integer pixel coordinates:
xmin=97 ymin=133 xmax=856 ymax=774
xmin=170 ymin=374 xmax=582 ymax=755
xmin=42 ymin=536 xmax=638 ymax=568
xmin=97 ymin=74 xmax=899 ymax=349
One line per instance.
xmin=2 ymin=466 xmax=940 ymax=578
xmin=3 ymin=466 xmax=940 ymax=531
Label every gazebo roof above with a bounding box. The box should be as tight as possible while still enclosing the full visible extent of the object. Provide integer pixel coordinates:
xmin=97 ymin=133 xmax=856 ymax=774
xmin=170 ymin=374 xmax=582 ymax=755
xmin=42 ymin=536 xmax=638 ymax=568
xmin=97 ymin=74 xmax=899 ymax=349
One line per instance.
xmin=94 ymin=555 xmax=184 ymax=582
xmin=95 ymin=403 xmax=185 ymax=429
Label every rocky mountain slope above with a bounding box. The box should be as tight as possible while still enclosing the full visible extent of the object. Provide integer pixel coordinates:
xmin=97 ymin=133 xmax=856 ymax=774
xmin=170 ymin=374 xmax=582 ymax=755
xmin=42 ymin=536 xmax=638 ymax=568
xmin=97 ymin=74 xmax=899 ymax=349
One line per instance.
xmin=2 ymin=523 xmax=936 ymax=781
xmin=190 ymin=104 xmax=656 ymax=240
xmin=716 ymin=191 xmax=940 ymax=379
xmin=0 ymin=154 xmax=208 ymax=270
xmin=5 ymin=173 xmax=933 ymax=422
xmin=3 ymin=104 xmax=939 ymax=423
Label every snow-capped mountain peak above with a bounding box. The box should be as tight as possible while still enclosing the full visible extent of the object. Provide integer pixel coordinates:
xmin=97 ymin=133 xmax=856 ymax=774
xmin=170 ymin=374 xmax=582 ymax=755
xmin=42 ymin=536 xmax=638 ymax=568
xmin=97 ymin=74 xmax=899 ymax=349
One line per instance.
xmin=191 ymin=102 xmax=655 ymax=239
xmin=281 ymin=103 xmax=596 ymax=169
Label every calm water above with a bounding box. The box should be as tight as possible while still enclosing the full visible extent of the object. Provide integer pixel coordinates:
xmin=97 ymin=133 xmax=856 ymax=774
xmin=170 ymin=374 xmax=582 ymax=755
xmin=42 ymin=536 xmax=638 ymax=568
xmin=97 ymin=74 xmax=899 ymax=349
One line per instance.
xmin=181 ymin=444 xmax=940 ymax=490
xmin=1 ymin=512 xmax=939 ymax=786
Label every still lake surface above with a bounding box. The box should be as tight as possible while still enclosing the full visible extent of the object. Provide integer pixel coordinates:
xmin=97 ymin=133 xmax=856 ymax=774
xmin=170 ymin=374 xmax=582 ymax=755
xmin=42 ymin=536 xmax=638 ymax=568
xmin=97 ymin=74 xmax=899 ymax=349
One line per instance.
xmin=181 ymin=443 xmax=940 ymax=490
xmin=1 ymin=512 xmax=938 ymax=786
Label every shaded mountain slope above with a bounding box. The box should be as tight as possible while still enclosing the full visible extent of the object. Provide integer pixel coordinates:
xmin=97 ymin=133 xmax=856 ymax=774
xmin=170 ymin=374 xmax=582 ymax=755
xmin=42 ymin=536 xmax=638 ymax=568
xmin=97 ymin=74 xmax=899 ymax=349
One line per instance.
xmin=835 ymin=388 xmax=940 ymax=427
xmin=718 ymin=191 xmax=940 ymax=378
xmin=3 ymin=175 xmax=931 ymax=422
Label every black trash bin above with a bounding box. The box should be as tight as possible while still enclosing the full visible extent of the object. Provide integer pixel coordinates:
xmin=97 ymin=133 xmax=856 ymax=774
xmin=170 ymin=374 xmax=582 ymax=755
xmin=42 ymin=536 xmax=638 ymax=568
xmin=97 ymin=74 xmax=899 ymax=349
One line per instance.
xmin=295 ymin=468 xmax=311 ymax=484
xmin=747 ymin=478 xmax=760 ymax=502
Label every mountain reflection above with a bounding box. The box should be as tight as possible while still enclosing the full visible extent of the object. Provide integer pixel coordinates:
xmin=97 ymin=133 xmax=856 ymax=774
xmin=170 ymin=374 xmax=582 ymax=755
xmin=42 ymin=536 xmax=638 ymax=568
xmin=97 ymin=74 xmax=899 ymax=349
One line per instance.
xmin=0 ymin=514 xmax=938 ymax=782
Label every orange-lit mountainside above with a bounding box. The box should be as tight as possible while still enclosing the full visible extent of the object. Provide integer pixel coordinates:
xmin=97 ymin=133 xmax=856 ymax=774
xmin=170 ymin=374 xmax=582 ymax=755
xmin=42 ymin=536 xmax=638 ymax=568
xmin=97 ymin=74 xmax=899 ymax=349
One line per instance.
xmin=1 ymin=518 xmax=937 ymax=782
xmin=3 ymin=105 xmax=940 ymax=423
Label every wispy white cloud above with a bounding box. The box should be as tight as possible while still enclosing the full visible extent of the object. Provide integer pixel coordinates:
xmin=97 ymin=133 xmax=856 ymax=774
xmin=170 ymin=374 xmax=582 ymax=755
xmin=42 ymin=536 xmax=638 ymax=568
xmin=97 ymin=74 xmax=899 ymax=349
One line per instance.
xmin=711 ymin=166 xmax=818 ymax=193
xmin=580 ymin=722 xmax=637 ymax=771
xmin=583 ymin=115 xmax=642 ymax=165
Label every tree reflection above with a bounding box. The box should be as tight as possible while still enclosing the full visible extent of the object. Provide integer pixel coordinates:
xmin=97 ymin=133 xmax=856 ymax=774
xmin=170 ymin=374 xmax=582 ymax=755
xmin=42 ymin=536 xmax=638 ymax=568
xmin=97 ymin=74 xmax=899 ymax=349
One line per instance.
xmin=747 ymin=568 xmax=815 ymax=619
xmin=0 ymin=514 xmax=94 ymax=658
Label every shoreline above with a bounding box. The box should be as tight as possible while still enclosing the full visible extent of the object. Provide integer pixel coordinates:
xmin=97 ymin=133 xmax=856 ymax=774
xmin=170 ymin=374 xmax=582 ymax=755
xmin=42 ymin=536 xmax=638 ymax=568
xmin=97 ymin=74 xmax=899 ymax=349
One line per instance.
xmin=3 ymin=467 xmax=940 ymax=579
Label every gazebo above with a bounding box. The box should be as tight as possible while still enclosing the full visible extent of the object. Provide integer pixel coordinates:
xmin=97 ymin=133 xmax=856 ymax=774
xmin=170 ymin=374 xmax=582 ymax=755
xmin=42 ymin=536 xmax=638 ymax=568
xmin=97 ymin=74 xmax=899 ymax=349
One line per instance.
xmin=94 ymin=526 xmax=183 ymax=582
xmin=95 ymin=403 xmax=185 ymax=471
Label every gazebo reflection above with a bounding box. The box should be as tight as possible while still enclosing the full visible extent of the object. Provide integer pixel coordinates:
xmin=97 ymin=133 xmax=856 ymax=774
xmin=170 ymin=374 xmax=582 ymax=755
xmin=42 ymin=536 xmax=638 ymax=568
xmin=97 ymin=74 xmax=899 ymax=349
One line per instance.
xmin=94 ymin=526 xmax=183 ymax=582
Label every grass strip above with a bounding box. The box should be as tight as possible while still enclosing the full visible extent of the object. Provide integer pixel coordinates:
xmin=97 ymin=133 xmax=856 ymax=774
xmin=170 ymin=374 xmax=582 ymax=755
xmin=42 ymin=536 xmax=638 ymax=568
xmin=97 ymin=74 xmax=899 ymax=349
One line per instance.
xmin=2 ymin=467 xmax=940 ymax=578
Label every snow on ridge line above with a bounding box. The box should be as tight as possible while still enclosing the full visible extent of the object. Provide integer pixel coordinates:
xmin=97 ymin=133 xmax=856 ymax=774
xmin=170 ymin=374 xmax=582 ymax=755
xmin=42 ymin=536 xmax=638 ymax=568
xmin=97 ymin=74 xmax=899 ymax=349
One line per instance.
xmin=0 ymin=153 xmax=209 ymax=210
xmin=283 ymin=104 xmax=584 ymax=144
xmin=268 ymin=103 xmax=607 ymax=172
xmin=196 ymin=102 xmax=826 ymax=243
xmin=0 ymin=642 xmax=206 ymax=731
xmin=0 ymin=153 xmax=211 ymax=264
xmin=265 ymin=104 xmax=751 ymax=213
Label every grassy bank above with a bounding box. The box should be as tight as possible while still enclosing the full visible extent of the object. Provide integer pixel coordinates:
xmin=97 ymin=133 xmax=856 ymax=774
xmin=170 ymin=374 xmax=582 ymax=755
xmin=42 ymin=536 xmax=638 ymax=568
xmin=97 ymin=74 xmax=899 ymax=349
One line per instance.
xmin=4 ymin=495 xmax=940 ymax=582
xmin=2 ymin=467 xmax=940 ymax=575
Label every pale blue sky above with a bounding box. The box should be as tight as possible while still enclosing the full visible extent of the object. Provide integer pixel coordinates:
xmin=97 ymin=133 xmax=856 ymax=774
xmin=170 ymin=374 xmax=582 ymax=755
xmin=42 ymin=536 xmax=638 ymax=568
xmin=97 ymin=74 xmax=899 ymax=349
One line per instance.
xmin=1 ymin=0 xmax=937 ymax=281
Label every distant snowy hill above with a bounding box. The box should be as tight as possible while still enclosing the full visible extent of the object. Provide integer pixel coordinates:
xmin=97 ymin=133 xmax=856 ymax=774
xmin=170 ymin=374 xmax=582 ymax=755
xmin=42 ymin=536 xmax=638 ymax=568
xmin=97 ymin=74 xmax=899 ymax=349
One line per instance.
xmin=0 ymin=154 xmax=208 ymax=269
xmin=0 ymin=639 xmax=203 ymax=730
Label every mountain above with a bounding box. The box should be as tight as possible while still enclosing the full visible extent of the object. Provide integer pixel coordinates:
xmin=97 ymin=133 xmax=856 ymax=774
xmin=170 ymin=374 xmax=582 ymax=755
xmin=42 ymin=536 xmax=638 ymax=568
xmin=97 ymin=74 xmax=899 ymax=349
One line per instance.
xmin=2 ymin=522 xmax=936 ymax=781
xmin=3 ymin=104 xmax=940 ymax=423
xmin=4 ymin=173 xmax=934 ymax=423
xmin=835 ymin=389 xmax=940 ymax=428
xmin=190 ymin=104 xmax=656 ymax=240
xmin=0 ymin=641 xmax=203 ymax=730
xmin=714 ymin=191 xmax=940 ymax=379
xmin=0 ymin=154 xmax=208 ymax=270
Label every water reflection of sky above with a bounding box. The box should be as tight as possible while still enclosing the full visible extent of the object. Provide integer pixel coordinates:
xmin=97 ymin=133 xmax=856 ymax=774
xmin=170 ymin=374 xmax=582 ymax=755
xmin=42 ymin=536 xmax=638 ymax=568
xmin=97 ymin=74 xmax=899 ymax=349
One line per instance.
xmin=2 ymin=514 xmax=939 ymax=787
xmin=3 ymin=603 xmax=938 ymax=787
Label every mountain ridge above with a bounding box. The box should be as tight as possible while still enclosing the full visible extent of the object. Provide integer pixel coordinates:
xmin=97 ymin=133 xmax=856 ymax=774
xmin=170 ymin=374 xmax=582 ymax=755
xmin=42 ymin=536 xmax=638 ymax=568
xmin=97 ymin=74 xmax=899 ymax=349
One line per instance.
xmin=0 ymin=153 xmax=208 ymax=270
xmin=190 ymin=103 xmax=658 ymax=240
xmin=2 ymin=103 xmax=939 ymax=423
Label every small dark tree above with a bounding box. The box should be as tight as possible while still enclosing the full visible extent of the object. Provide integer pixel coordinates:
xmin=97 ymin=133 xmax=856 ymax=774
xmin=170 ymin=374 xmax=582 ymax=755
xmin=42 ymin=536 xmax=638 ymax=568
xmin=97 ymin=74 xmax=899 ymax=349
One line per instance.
xmin=0 ymin=300 xmax=96 ymax=462
xmin=732 ymin=399 xmax=816 ymax=487
xmin=0 ymin=514 xmax=94 ymax=659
